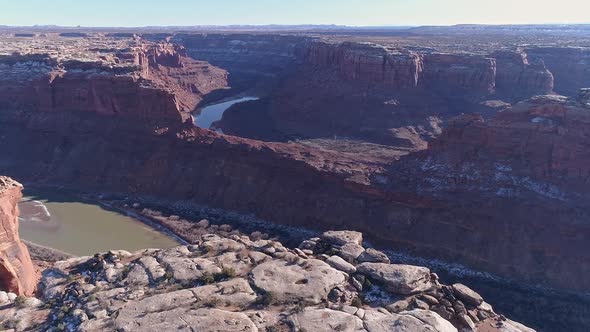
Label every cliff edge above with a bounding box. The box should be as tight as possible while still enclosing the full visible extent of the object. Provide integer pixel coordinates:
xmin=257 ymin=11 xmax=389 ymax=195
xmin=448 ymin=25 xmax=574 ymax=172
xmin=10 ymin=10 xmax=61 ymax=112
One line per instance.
xmin=0 ymin=228 xmax=534 ymax=332
xmin=0 ymin=176 xmax=35 ymax=296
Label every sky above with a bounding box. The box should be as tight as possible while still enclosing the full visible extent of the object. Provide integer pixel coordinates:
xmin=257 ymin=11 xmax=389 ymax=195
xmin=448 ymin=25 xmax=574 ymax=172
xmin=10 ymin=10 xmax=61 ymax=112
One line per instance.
xmin=1 ymin=0 xmax=589 ymax=27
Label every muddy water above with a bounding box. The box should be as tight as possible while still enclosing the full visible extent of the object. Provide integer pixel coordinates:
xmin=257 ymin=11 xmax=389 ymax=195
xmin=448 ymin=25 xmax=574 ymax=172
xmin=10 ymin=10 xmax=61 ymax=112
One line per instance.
xmin=193 ymin=96 xmax=258 ymax=130
xmin=18 ymin=189 xmax=179 ymax=256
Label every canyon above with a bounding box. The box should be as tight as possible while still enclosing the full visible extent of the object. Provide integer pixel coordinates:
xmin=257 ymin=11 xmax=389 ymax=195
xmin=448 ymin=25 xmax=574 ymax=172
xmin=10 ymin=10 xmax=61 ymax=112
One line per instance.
xmin=0 ymin=26 xmax=589 ymax=331
xmin=0 ymin=185 xmax=536 ymax=331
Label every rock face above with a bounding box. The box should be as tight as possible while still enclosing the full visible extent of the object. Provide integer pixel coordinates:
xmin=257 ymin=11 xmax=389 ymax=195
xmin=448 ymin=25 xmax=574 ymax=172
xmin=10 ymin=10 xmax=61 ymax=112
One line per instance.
xmin=357 ymin=263 xmax=433 ymax=295
xmin=172 ymin=33 xmax=307 ymax=98
xmin=0 ymin=229 xmax=534 ymax=332
xmin=219 ymin=40 xmax=558 ymax=146
xmin=526 ymin=47 xmax=590 ymax=96
xmin=0 ymin=36 xmax=227 ymax=125
xmin=384 ymin=93 xmax=590 ymax=291
xmin=492 ymin=50 xmax=554 ymax=99
xmin=0 ymin=33 xmax=589 ymax=330
xmin=0 ymin=177 xmax=35 ymax=296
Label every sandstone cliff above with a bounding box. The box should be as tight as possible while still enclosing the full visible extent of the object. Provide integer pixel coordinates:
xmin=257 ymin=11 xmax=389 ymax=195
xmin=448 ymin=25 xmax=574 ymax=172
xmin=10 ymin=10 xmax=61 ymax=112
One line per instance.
xmin=0 ymin=34 xmax=589 ymax=330
xmin=0 ymin=36 xmax=227 ymax=126
xmin=219 ymin=40 xmax=558 ymax=146
xmin=0 ymin=229 xmax=535 ymax=332
xmin=0 ymin=36 xmax=588 ymax=297
xmin=0 ymin=177 xmax=35 ymax=296
xmin=382 ymin=93 xmax=590 ymax=292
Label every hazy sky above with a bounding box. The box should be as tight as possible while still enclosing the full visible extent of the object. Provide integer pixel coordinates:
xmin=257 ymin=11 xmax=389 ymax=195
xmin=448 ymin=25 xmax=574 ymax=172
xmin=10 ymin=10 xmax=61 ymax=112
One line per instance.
xmin=2 ymin=0 xmax=589 ymax=27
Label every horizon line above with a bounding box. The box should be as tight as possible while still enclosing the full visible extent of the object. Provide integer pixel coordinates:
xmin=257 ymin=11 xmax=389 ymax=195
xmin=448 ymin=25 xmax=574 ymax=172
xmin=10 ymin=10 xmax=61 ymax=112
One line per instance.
xmin=2 ymin=23 xmax=590 ymax=29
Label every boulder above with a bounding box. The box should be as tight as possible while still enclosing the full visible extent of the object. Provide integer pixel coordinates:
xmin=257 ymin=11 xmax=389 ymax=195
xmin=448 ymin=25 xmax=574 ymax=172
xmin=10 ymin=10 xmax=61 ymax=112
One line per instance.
xmin=157 ymin=256 xmax=221 ymax=283
xmin=358 ymin=263 xmax=433 ymax=295
xmin=326 ymin=255 xmax=357 ymax=274
xmin=404 ymin=310 xmax=457 ymax=332
xmin=115 ymin=307 xmax=257 ymax=332
xmin=321 ymin=230 xmax=363 ymax=246
xmin=452 ymin=284 xmax=483 ymax=306
xmin=365 ymin=310 xmax=457 ymax=332
xmin=288 ymin=308 xmax=365 ymax=332
xmin=358 ymin=248 xmax=390 ymax=264
xmin=250 ymin=259 xmax=346 ymax=304
xmin=192 ymin=278 xmax=257 ymax=309
xmin=338 ymin=243 xmax=366 ymax=262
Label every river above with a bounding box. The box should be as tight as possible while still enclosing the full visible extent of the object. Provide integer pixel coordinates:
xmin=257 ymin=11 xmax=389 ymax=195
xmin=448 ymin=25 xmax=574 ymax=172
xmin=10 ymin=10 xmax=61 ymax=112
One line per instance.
xmin=193 ymin=96 xmax=258 ymax=130
xmin=18 ymin=189 xmax=180 ymax=256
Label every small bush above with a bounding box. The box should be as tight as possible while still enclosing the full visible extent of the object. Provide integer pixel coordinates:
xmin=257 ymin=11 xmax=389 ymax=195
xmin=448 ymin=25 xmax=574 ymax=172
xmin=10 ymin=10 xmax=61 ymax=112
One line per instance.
xmin=203 ymin=297 xmax=220 ymax=308
xmin=351 ymin=296 xmax=363 ymax=308
xmin=257 ymin=291 xmax=276 ymax=306
xmin=199 ymin=272 xmax=215 ymax=284
xmin=14 ymin=295 xmax=27 ymax=308
xmin=219 ymin=266 xmax=237 ymax=280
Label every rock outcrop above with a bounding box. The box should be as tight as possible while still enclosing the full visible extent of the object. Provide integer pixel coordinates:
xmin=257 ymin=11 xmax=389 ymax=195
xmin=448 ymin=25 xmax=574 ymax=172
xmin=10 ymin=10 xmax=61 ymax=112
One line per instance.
xmin=0 ymin=32 xmax=589 ymax=330
xmin=0 ymin=35 xmax=227 ymax=125
xmin=219 ymin=40 xmax=559 ymax=146
xmin=0 ymin=177 xmax=35 ymax=296
xmin=383 ymin=93 xmax=590 ymax=292
xmin=526 ymin=47 xmax=590 ymax=96
xmin=0 ymin=230 xmax=534 ymax=332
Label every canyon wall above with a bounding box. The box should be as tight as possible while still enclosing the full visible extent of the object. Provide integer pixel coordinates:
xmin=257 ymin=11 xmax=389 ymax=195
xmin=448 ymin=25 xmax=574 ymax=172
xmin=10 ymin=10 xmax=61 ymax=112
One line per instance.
xmin=1 ymin=35 xmax=589 ymax=299
xmin=2 ymin=79 xmax=589 ymax=296
xmin=219 ymin=40 xmax=562 ymax=146
xmin=0 ymin=176 xmax=35 ymax=296
xmin=526 ymin=47 xmax=590 ymax=96
xmin=0 ymin=40 xmax=227 ymax=125
xmin=171 ymin=34 xmax=307 ymax=98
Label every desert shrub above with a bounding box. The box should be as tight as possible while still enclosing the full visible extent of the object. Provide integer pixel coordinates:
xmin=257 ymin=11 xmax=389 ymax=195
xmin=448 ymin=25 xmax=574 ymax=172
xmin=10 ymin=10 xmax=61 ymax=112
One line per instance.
xmin=199 ymin=272 xmax=215 ymax=284
xmin=218 ymin=266 xmax=237 ymax=280
xmin=257 ymin=291 xmax=276 ymax=306
xmin=351 ymin=296 xmax=363 ymax=308
xmin=202 ymin=297 xmax=220 ymax=308
xmin=14 ymin=295 xmax=27 ymax=308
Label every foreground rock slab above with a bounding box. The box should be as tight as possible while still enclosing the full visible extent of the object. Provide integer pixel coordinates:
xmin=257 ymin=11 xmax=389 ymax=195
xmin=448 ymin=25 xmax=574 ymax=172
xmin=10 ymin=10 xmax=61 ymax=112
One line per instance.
xmin=0 ymin=222 xmax=535 ymax=332
xmin=357 ymin=262 xmax=433 ymax=295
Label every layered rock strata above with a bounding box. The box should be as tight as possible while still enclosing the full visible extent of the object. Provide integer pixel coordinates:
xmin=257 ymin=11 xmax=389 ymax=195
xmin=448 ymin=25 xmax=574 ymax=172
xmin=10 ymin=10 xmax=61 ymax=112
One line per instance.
xmin=0 ymin=177 xmax=35 ymax=296
xmin=0 ymin=34 xmax=589 ymax=302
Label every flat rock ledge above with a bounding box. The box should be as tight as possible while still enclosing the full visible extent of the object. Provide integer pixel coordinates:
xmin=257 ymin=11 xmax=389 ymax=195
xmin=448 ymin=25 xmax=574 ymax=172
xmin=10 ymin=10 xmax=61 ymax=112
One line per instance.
xmin=0 ymin=230 xmax=535 ymax=332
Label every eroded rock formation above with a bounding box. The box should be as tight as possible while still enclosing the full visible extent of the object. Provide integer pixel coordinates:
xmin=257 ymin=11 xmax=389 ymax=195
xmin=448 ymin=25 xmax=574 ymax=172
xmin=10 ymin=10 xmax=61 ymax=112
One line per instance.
xmin=0 ymin=33 xmax=589 ymax=330
xmin=0 ymin=36 xmax=227 ymax=125
xmin=0 ymin=229 xmax=534 ymax=332
xmin=0 ymin=176 xmax=35 ymax=296
xmin=0 ymin=35 xmax=588 ymax=297
xmin=382 ymin=94 xmax=590 ymax=292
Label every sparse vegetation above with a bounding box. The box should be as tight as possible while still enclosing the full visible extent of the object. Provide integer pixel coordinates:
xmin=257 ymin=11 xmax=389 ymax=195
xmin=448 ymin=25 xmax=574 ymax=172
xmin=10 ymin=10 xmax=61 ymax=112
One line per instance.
xmin=351 ymin=296 xmax=363 ymax=308
xmin=199 ymin=271 xmax=215 ymax=284
xmin=219 ymin=266 xmax=237 ymax=279
xmin=257 ymin=291 xmax=276 ymax=306
xmin=14 ymin=295 xmax=27 ymax=308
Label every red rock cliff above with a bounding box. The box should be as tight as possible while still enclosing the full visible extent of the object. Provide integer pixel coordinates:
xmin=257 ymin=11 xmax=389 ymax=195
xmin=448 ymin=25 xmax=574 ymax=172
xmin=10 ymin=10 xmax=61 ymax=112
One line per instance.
xmin=0 ymin=39 xmax=227 ymax=126
xmin=383 ymin=92 xmax=590 ymax=291
xmin=0 ymin=177 xmax=35 ymax=296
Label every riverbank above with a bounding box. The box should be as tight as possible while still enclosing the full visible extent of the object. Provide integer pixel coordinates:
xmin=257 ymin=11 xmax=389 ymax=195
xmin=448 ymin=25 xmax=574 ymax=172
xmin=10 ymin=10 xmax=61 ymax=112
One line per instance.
xmin=18 ymin=188 xmax=181 ymax=256
xmin=193 ymin=95 xmax=259 ymax=129
xmin=18 ymin=183 xmax=590 ymax=331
